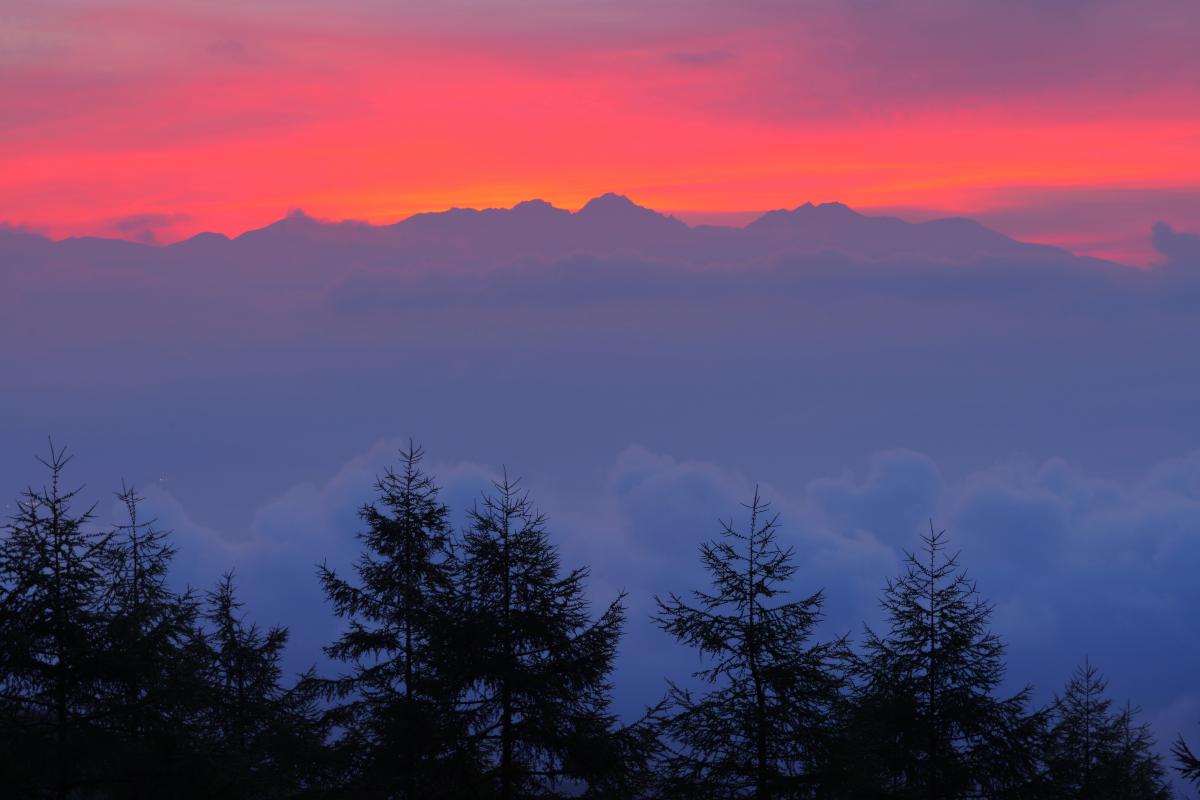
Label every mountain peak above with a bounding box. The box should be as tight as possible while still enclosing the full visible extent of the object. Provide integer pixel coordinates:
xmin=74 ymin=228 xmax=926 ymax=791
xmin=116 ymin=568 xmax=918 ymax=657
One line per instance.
xmin=574 ymin=193 xmax=688 ymax=235
xmin=513 ymin=198 xmax=555 ymax=211
xmin=185 ymin=231 xmax=230 ymax=243
xmin=236 ymin=208 xmax=330 ymax=242
xmin=276 ymin=208 xmax=319 ymax=227
xmin=797 ymin=201 xmax=859 ymax=216
xmin=577 ymin=193 xmax=644 ymax=215
xmin=168 ymin=231 xmax=231 ymax=252
xmin=511 ymin=198 xmax=569 ymax=218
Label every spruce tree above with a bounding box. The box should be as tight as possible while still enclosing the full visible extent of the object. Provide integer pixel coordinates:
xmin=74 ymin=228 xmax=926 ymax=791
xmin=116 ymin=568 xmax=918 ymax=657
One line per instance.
xmin=96 ymin=483 xmax=204 ymax=795
xmin=0 ymin=443 xmax=110 ymax=798
xmin=842 ymin=524 xmax=1039 ymax=799
xmin=452 ymin=472 xmax=631 ymax=799
xmin=318 ymin=442 xmax=463 ymax=797
xmin=1043 ymin=660 xmax=1170 ymax=799
xmin=1109 ymin=702 xmax=1172 ymax=798
xmin=653 ymin=488 xmax=846 ymax=800
xmin=193 ymin=572 xmax=329 ymax=798
xmin=1044 ymin=659 xmax=1118 ymax=796
xmin=1175 ymin=731 xmax=1200 ymax=788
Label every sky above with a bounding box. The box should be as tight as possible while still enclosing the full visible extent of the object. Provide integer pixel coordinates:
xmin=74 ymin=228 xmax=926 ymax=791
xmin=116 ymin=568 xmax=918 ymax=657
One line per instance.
xmin=3 ymin=0 xmax=1200 ymax=264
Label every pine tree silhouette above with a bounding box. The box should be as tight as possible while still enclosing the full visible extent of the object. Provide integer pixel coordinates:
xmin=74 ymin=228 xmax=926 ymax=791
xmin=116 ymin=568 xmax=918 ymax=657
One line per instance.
xmin=193 ymin=572 xmax=330 ymax=798
xmin=1175 ymin=730 xmax=1200 ymax=788
xmin=0 ymin=443 xmax=110 ymax=798
xmin=95 ymin=483 xmax=204 ymax=795
xmin=1042 ymin=660 xmax=1170 ymax=798
xmin=842 ymin=524 xmax=1040 ymax=799
xmin=653 ymin=488 xmax=847 ymax=799
xmin=1109 ymin=702 xmax=1172 ymax=798
xmin=1044 ymin=659 xmax=1118 ymax=795
xmin=318 ymin=442 xmax=465 ymax=797
xmin=452 ymin=471 xmax=634 ymax=799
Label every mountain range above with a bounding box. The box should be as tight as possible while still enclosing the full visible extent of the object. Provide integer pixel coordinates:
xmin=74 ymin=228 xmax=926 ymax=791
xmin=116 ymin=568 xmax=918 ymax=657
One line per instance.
xmin=1 ymin=194 xmax=1101 ymax=275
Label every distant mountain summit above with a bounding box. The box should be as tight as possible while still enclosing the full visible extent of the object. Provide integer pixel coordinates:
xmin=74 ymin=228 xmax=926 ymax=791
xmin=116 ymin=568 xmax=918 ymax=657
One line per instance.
xmin=575 ymin=192 xmax=684 ymax=227
xmin=744 ymin=201 xmax=1060 ymax=262
xmin=2 ymin=194 xmax=1091 ymax=274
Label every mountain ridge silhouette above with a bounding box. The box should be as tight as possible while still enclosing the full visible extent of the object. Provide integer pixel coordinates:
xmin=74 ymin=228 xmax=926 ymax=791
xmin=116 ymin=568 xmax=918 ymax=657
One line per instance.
xmin=2 ymin=194 xmax=1111 ymax=270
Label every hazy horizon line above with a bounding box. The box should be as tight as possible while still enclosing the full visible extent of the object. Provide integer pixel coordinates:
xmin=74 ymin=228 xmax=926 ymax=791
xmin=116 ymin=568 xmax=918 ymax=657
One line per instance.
xmin=0 ymin=192 xmax=1053 ymax=245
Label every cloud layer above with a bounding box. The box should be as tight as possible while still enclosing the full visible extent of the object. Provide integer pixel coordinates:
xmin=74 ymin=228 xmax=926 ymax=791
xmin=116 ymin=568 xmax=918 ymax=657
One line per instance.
xmin=3 ymin=206 xmax=1199 ymax=777
xmin=120 ymin=441 xmax=1200 ymax=758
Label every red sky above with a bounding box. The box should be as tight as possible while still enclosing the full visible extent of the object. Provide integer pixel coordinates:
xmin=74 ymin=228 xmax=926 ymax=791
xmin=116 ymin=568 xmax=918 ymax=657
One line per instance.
xmin=3 ymin=0 xmax=1198 ymax=264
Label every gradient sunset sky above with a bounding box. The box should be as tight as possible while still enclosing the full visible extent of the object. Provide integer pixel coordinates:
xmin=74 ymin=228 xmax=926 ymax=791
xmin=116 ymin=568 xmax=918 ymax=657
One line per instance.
xmin=4 ymin=0 xmax=1198 ymax=263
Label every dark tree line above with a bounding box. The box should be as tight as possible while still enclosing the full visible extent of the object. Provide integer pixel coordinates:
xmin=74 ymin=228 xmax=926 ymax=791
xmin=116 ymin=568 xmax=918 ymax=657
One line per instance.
xmin=0 ymin=442 xmax=1195 ymax=798
xmin=0 ymin=445 xmax=329 ymax=798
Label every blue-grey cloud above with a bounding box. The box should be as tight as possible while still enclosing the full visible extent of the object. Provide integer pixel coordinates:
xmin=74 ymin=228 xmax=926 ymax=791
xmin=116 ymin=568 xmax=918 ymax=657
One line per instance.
xmin=129 ymin=441 xmax=1200 ymax=759
xmin=1154 ymin=221 xmax=1200 ymax=269
xmin=4 ymin=209 xmax=1200 ymax=772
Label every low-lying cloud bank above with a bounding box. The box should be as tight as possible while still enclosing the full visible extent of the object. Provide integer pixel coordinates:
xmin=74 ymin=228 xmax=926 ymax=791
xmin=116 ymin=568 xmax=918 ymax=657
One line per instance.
xmin=129 ymin=442 xmax=1200 ymax=751
xmin=5 ymin=207 xmax=1199 ymax=768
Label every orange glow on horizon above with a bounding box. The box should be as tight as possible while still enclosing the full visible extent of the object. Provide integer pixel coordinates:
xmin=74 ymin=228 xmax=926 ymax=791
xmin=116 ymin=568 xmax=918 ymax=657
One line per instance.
xmin=3 ymin=1 xmax=1198 ymax=265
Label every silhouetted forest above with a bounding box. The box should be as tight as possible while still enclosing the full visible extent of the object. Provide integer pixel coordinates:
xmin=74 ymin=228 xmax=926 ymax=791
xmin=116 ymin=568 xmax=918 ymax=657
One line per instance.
xmin=2 ymin=442 xmax=1197 ymax=799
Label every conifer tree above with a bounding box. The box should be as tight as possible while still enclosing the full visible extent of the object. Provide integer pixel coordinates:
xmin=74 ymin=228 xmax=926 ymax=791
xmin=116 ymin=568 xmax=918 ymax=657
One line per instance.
xmin=0 ymin=443 xmax=110 ymax=798
xmin=1043 ymin=660 xmax=1171 ymax=799
xmin=1109 ymin=702 xmax=1172 ymax=798
xmin=319 ymin=443 xmax=463 ymax=797
xmin=653 ymin=488 xmax=846 ymax=800
xmin=96 ymin=483 xmax=204 ymax=794
xmin=193 ymin=572 xmax=329 ymax=798
xmin=1175 ymin=730 xmax=1200 ymax=788
xmin=842 ymin=524 xmax=1039 ymax=799
xmin=452 ymin=472 xmax=631 ymax=799
xmin=1044 ymin=659 xmax=1118 ymax=795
